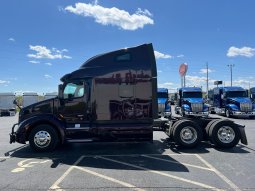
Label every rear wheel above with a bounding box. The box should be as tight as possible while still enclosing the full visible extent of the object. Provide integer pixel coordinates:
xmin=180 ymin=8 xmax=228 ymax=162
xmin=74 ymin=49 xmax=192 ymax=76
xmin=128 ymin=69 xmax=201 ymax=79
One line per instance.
xmin=29 ymin=125 xmax=59 ymax=152
xmin=205 ymin=119 xmax=222 ymax=143
xmin=209 ymin=120 xmax=240 ymax=148
xmin=172 ymin=120 xmax=203 ymax=148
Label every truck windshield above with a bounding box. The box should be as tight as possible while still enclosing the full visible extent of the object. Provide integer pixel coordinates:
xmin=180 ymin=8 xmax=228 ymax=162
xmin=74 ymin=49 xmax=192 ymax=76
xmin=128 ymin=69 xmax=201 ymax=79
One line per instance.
xmin=183 ymin=92 xmax=202 ymax=98
xmin=227 ymin=91 xmax=247 ymax=98
xmin=158 ymin=93 xmax=168 ymax=98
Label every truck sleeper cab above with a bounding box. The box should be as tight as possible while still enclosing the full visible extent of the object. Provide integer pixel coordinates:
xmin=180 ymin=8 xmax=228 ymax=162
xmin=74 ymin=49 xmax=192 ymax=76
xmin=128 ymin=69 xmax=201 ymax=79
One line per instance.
xmin=175 ymin=87 xmax=209 ymax=117
xmin=157 ymin=88 xmax=171 ymax=119
xmin=10 ymin=43 xmax=158 ymax=152
xmin=213 ymin=87 xmax=255 ymax=118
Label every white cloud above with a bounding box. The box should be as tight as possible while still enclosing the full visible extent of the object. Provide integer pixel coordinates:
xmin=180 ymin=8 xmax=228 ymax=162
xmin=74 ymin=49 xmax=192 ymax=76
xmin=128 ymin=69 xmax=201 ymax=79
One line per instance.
xmin=64 ymin=3 xmax=154 ymax=30
xmin=158 ymin=82 xmax=174 ymax=88
xmin=0 ymin=80 xmax=10 ymax=83
xmin=4 ymin=85 xmax=7 ymax=86
xmin=157 ymin=70 xmax=162 ymax=73
xmin=63 ymin=55 xmax=72 ymax=59
xmin=227 ymin=46 xmax=255 ymax=58
xmin=45 ymin=63 xmax=52 ymax=66
xmin=62 ymin=49 xmax=68 ymax=52
xmin=9 ymin=38 xmax=15 ymax=41
xmin=29 ymin=60 xmax=40 ymax=64
xmin=246 ymin=76 xmax=253 ymax=79
xmin=136 ymin=8 xmax=153 ymax=16
xmin=177 ymin=54 xmax=184 ymax=58
xmin=27 ymin=45 xmax=62 ymax=59
xmin=199 ymin=69 xmax=215 ymax=74
xmin=14 ymin=78 xmax=17 ymax=80
xmin=185 ymin=75 xmax=214 ymax=87
xmin=45 ymin=74 xmax=53 ymax=79
xmin=154 ymin=51 xmax=172 ymax=59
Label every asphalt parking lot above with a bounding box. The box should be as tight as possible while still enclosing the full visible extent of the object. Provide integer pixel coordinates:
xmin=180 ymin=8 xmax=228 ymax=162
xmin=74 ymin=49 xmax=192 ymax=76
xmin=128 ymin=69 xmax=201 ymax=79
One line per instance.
xmin=1 ymin=108 xmax=255 ymax=191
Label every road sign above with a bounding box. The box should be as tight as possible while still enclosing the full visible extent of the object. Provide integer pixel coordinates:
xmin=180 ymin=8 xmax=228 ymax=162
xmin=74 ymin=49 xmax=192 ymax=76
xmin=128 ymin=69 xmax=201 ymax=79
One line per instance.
xmin=179 ymin=63 xmax=188 ymax=76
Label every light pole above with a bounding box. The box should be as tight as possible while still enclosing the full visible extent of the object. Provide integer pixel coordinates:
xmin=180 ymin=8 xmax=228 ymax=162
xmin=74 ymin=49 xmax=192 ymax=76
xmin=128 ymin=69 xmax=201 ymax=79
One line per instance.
xmin=227 ymin=64 xmax=235 ymax=86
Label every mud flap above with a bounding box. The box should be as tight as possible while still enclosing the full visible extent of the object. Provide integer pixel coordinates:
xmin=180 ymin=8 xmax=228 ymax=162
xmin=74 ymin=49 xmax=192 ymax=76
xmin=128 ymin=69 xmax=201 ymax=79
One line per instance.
xmin=235 ymin=123 xmax=248 ymax=145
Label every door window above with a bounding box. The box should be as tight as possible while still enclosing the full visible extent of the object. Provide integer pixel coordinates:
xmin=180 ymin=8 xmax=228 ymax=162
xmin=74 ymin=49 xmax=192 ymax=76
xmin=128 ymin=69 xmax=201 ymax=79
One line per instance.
xmin=63 ymin=82 xmax=84 ymax=99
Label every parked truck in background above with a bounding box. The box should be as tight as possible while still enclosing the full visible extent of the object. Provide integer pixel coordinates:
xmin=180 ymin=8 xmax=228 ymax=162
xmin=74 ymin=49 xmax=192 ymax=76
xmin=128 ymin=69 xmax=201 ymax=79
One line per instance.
xmin=213 ymin=86 xmax=255 ymax=118
xmin=250 ymin=87 xmax=255 ymax=103
xmin=175 ymin=87 xmax=209 ymax=117
xmin=10 ymin=43 xmax=248 ymax=151
xmin=22 ymin=92 xmax=38 ymax=108
xmin=157 ymin=88 xmax=171 ymax=119
xmin=0 ymin=93 xmax=16 ymax=117
xmin=206 ymin=90 xmax=215 ymax=114
xmin=43 ymin=93 xmax=57 ymax=100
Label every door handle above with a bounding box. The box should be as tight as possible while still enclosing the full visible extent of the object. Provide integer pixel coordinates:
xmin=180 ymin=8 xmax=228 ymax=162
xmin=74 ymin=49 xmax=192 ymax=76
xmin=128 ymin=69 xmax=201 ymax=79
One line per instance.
xmin=78 ymin=115 xmax=84 ymax=117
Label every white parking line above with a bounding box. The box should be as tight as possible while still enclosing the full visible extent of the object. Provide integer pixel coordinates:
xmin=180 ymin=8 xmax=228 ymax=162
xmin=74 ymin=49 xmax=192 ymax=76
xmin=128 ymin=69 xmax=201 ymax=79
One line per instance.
xmin=142 ymin=155 xmax=213 ymax=171
xmin=98 ymin=156 xmax=219 ymax=190
xmin=195 ymin=154 xmax=241 ymax=191
xmin=75 ymin=166 xmax=145 ymax=191
xmin=49 ymin=156 xmax=84 ymax=190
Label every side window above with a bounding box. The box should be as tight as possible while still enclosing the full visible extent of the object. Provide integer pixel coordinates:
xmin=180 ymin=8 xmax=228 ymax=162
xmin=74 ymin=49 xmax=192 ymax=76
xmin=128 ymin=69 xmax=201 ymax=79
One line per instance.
xmin=119 ymin=83 xmax=134 ymax=98
xmin=115 ymin=53 xmax=131 ymax=62
xmin=63 ymin=81 xmax=84 ymax=99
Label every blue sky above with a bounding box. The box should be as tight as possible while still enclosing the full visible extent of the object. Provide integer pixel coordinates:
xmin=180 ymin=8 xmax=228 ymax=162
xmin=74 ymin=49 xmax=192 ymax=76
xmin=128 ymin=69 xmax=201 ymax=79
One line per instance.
xmin=1 ymin=0 xmax=255 ymax=94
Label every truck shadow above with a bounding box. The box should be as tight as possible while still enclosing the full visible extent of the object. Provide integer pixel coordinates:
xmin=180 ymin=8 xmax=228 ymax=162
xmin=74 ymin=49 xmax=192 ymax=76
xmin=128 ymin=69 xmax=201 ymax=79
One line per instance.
xmin=160 ymin=138 xmax=250 ymax=154
xmin=6 ymin=142 xmax=192 ymax=173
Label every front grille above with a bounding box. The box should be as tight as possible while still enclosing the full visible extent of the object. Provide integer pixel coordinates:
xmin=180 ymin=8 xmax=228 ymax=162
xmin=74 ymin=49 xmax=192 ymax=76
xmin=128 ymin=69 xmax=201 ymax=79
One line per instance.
xmin=240 ymin=103 xmax=252 ymax=112
xmin=191 ymin=103 xmax=203 ymax=112
xmin=158 ymin=103 xmax=165 ymax=112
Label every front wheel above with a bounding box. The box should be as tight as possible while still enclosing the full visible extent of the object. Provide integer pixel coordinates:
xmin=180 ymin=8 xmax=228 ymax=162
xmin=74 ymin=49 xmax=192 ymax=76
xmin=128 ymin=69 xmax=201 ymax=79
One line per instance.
xmin=29 ymin=125 xmax=59 ymax=152
xmin=225 ymin=108 xmax=232 ymax=118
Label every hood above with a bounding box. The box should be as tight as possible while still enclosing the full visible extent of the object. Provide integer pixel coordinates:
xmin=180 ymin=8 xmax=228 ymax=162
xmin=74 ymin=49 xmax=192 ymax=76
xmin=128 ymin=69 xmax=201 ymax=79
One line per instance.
xmin=184 ymin=98 xmax=203 ymax=104
xmin=21 ymin=98 xmax=55 ymax=111
xmin=158 ymin=98 xmax=167 ymax=104
xmin=228 ymin=97 xmax=251 ymax=104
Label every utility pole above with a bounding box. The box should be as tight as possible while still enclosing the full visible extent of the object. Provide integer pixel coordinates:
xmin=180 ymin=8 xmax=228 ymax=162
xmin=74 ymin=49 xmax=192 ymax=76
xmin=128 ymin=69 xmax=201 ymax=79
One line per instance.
xmin=206 ymin=62 xmax=208 ymax=99
xmin=227 ymin=64 xmax=235 ymax=87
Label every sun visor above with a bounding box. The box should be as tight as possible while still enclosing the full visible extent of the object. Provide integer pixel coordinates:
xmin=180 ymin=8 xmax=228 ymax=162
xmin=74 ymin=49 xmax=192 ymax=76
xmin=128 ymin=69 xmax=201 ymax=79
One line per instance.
xmin=60 ymin=73 xmax=71 ymax=82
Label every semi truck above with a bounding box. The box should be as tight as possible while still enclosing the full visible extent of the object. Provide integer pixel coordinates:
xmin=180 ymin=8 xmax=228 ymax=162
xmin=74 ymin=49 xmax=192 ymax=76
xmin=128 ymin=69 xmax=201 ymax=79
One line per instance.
xmin=250 ymin=87 xmax=255 ymax=103
xmin=22 ymin=92 xmax=38 ymax=108
xmin=213 ymin=86 xmax=255 ymax=118
xmin=43 ymin=93 xmax=57 ymax=100
xmin=175 ymin=87 xmax=209 ymax=117
xmin=206 ymin=90 xmax=216 ymax=114
xmin=10 ymin=43 xmax=247 ymax=152
xmin=0 ymin=93 xmax=16 ymax=116
xmin=157 ymin=88 xmax=171 ymax=119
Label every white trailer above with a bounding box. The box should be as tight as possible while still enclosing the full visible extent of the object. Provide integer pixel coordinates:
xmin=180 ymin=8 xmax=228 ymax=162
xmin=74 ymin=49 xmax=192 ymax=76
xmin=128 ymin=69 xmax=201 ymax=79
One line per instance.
xmin=22 ymin=92 xmax=38 ymax=108
xmin=43 ymin=93 xmax=57 ymax=100
xmin=0 ymin=92 xmax=16 ymax=116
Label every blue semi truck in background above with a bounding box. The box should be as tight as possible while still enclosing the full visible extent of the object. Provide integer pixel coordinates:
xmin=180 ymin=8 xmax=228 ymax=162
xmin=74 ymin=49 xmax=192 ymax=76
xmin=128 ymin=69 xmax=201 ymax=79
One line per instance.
xmin=213 ymin=86 xmax=255 ymax=118
xmin=250 ymin=87 xmax=255 ymax=103
xmin=175 ymin=87 xmax=209 ymax=117
xmin=157 ymin=88 xmax=171 ymax=119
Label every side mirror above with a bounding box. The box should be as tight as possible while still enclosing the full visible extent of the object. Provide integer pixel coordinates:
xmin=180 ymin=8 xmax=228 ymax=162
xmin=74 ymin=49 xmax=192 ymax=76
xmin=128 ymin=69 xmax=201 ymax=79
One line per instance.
xmin=251 ymin=94 xmax=253 ymax=99
xmin=221 ymin=94 xmax=224 ymax=99
xmin=13 ymin=100 xmax=18 ymax=105
xmin=58 ymin=84 xmax=63 ymax=99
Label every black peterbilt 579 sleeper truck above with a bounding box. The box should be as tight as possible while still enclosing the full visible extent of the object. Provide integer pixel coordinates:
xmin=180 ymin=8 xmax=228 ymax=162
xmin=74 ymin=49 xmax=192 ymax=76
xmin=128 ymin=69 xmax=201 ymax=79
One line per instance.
xmin=10 ymin=43 xmax=247 ymax=152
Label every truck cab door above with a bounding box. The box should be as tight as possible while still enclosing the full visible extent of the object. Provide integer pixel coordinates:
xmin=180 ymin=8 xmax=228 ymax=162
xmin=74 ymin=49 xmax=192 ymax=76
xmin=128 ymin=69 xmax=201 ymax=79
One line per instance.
xmin=58 ymin=80 xmax=97 ymax=141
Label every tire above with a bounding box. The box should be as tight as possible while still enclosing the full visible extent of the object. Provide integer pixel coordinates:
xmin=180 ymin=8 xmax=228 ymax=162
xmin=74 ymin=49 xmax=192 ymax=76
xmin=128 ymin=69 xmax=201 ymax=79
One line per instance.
xmin=172 ymin=120 xmax=203 ymax=148
xmin=205 ymin=119 xmax=230 ymax=144
xmin=225 ymin=108 xmax=232 ymax=118
xmin=169 ymin=119 xmax=189 ymax=140
xmin=209 ymin=120 xmax=240 ymax=149
xmin=29 ymin=125 xmax=59 ymax=152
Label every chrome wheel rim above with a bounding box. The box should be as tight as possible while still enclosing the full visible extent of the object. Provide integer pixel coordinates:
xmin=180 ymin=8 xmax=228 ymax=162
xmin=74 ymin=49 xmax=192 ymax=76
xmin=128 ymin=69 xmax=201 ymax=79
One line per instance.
xmin=34 ymin=131 xmax=51 ymax=148
xmin=226 ymin=110 xmax=229 ymax=117
xmin=180 ymin=126 xmax=197 ymax=144
xmin=217 ymin=126 xmax=235 ymax=143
